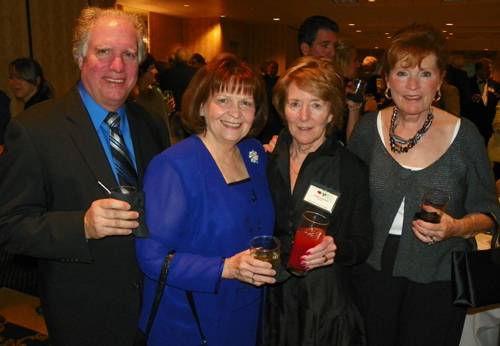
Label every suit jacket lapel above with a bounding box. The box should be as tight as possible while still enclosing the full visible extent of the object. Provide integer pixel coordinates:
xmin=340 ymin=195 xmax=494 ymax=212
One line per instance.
xmin=126 ymin=102 xmax=150 ymax=188
xmin=65 ymin=86 xmax=118 ymax=191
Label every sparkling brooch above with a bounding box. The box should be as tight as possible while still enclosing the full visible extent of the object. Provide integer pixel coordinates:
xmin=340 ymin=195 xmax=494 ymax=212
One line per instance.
xmin=249 ymin=150 xmax=259 ymax=164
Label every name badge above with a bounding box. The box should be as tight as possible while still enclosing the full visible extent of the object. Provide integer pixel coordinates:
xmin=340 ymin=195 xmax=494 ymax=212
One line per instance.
xmin=488 ymin=87 xmax=495 ymax=93
xmin=303 ymin=183 xmax=340 ymax=213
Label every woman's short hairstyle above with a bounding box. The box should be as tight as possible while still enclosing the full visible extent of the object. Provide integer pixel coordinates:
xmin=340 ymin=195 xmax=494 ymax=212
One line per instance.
xmin=273 ymin=56 xmax=345 ymax=135
xmin=182 ymin=53 xmax=267 ymax=137
xmin=191 ymin=53 xmax=206 ymax=67
xmin=382 ymin=23 xmax=447 ymax=77
xmin=9 ymin=57 xmax=55 ymax=99
xmin=138 ymin=53 xmax=156 ymax=78
xmin=334 ymin=38 xmax=357 ymax=77
xmin=72 ymin=7 xmax=148 ymax=65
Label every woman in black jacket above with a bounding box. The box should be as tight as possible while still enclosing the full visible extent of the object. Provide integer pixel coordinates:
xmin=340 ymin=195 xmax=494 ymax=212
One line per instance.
xmin=263 ymin=56 xmax=373 ymax=346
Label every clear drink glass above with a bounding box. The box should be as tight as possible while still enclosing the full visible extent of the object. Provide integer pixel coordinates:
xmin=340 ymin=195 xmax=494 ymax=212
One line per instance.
xmin=250 ymin=236 xmax=280 ymax=268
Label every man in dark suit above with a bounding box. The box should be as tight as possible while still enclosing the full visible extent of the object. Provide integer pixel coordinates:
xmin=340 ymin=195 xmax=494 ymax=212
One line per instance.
xmin=446 ymin=54 xmax=472 ymax=117
xmin=0 ymin=90 xmax=10 ymax=154
xmin=466 ymin=58 xmax=498 ymax=145
xmin=158 ymin=48 xmax=197 ymax=141
xmin=158 ymin=47 xmax=197 ymax=113
xmin=0 ymin=7 xmax=168 ymax=345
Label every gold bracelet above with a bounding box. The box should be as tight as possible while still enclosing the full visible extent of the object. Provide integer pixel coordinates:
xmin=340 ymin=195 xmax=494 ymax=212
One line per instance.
xmin=466 ymin=215 xmax=477 ymax=239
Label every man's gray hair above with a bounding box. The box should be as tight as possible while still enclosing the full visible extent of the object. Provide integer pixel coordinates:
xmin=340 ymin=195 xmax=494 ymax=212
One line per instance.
xmin=72 ymin=7 xmax=148 ymax=64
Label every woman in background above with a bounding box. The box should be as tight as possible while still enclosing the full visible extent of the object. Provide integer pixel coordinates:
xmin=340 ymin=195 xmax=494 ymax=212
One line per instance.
xmin=9 ymin=57 xmax=54 ymax=109
xmin=334 ymin=38 xmax=363 ymax=144
xmin=132 ymin=53 xmax=174 ymax=146
xmin=136 ymin=53 xmax=275 ymax=346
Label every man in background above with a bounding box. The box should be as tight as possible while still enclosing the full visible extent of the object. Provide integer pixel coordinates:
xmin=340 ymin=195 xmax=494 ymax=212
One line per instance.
xmin=0 ymin=7 xmax=168 ymax=345
xmin=158 ymin=47 xmax=197 ymax=141
xmin=298 ymin=15 xmax=339 ymax=59
xmin=466 ymin=58 xmax=498 ymax=145
xmin=0 ymin=90 xmax=10 ymax=155
xmin=158 ymin=47 xmax=197 ymax=113
xmin=446 ymin=54 xmax=472 ymax=117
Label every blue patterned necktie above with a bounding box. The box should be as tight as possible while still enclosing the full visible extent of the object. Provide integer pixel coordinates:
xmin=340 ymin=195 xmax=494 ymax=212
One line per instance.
xmin=105 ymin=112 xmax=139 ymax=188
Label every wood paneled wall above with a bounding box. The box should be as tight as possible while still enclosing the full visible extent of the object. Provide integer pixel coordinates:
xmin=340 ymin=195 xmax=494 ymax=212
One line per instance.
xmin=146 ymin=13 xmax=299 ymax=75
xmin=1 ymin=0 xmax=116 ymax=117
xmin=148 ymin=12 xmax=183 ymax=61
xmin=244 ymin=24 xmax=300 ymax=77
xmin=184 ymin=18 xmax=222 ymax=63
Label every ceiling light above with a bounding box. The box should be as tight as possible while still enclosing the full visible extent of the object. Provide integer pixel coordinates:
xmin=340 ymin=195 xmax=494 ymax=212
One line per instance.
xmin=449 ymin=32 xmax=454 ymax=35
xmin=221 ymin=15 xmax=225 ymax=17
xmin=273 ymin=18 xmax=280 ymax=21
xmin=446 ymin=23 xmax=453 ymax=26
xmin=485 ymin=48 xmax=489 ymax=51
xmin=368 ymin=0 xmax=375 ymax=2
xmin=184 ymin=4 xmax=189 ymax=7
xmin=349 ymin=24 xmax=355 ymax=26
xmin=442 ymin=0 xmax=469 ymax=2
xmin=356 ymin=30 xmax=362 ymax=32
xmin=331 ymin=0 xmax=359 ymax=3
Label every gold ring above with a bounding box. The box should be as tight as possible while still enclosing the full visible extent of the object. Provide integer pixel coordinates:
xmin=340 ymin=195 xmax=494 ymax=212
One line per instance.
xmin=251 ymin=274 xmax=255 ymax=283
xmin=428 ymin=237 xmax=436 ymax=246
xmin=323 ymin=255 xmax=328 ymax=263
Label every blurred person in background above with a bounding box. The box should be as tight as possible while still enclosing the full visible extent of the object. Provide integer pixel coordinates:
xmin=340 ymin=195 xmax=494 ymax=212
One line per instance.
xmin=0 ymin=90 xmax=10 ymax=155
xmin=9 ymin=57 xmax=55 ymax=110
xmin=189 ymin=53 xmax=206 ymax=69
xmin=333 ymin=38 xmax=363 ymax=143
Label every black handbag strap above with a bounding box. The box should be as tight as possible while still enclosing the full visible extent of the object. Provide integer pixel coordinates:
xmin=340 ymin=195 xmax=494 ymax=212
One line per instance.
xmin=186 ymin=290 xmax=208 ymax=345
xmin=491 ymin=229 xmax=499 ymax=249
xmin=144 ymin=250 xmax=176 ymax=337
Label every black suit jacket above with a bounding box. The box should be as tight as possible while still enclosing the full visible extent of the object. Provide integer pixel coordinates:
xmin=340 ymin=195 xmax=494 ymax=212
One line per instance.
xmin=0 ymin=85 xmax=168 ymax=345
xmin=445 ymin=65 xmax=472 ymax=116
xmin=158 ymin=62 xmax=197 ymax=111
xmin=466 ymin=75 xmax=498 ymax=145
xmin=0 ymin=90 xmax=10 ymax=145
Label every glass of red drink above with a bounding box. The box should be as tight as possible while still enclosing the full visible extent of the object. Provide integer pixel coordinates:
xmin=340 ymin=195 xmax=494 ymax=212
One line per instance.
xmin=287 ymin=211 xmax=329 ymax=276
xmin=418 ymin=188 xmax=450 ymax=224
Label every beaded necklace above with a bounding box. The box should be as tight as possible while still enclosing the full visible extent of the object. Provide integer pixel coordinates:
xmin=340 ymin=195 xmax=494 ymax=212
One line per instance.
xmin=389 ymin=106 xmax=434 ymax=154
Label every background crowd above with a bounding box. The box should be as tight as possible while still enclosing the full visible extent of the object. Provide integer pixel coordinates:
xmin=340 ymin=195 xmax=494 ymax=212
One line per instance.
xmin=0 ymin=6 xmax=499 ymax=346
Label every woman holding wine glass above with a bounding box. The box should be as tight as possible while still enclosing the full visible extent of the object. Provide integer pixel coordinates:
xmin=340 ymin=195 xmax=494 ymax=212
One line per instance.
xmin=348 ymin=23 xmax=500 ymax=346
xmin=135 ymin=53 xmax=276 ymax=346
xmin=263 ymin=56 xmax=373 ymax=346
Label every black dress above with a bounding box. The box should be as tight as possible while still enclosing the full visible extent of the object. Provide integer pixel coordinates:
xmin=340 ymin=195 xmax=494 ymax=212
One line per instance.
xmin=263 ymin=130 xmax=373 ymax=346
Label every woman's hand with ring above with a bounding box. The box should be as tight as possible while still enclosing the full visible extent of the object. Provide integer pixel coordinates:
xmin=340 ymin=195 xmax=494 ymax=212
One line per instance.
xmin=222 ymin=249 xmax=276 ymax=286
xmin=411 ymin=205 xmax=456 ymax=244
xmin=299 ymin=236 xmax=336 ymax=270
